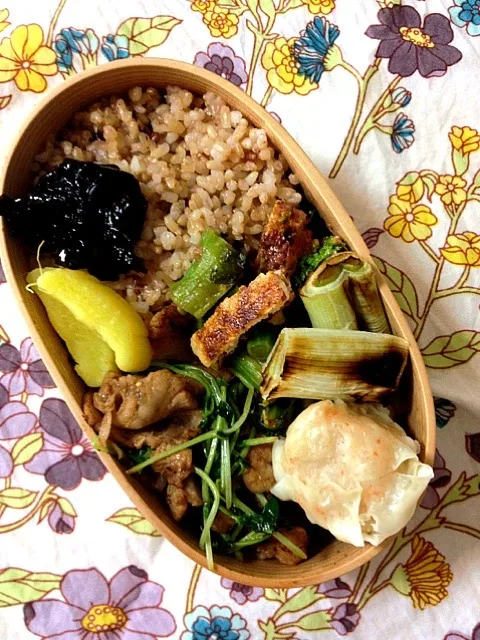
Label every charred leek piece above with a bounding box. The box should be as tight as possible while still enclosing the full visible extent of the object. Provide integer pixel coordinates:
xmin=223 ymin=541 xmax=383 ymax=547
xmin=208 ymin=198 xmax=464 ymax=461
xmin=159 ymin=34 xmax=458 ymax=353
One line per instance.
xmin=300 ymin=259 xmax=358 ymax=330
xmin=343 ymin=260 xmax=389 ymax=334
xmin=301 ymin=252 xmax=389 ymax=333
xmin=261 ymin=328 xmax=409 ymax=402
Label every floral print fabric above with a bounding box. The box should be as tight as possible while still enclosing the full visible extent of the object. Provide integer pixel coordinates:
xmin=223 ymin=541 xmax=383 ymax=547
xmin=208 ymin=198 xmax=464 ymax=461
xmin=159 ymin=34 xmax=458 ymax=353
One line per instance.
xmin=0 ymin=1 xmax=479 ymax=639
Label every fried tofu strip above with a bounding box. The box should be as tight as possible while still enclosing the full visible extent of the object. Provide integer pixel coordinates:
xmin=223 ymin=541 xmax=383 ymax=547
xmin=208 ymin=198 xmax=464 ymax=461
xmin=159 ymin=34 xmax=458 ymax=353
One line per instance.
xmin=258 ymin=200 xmax=312 ymax=276
xmin=191 ymin=271 xmax=292 ymax=367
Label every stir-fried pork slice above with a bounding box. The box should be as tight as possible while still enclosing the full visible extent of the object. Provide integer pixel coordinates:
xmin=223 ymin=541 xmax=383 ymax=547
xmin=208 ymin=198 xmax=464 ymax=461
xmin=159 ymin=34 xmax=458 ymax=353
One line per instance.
xmin=108 ymin=413 xmax=202 ymax=486
xmin=147 ymin=305 xmax=194 ymax=361
xmin=243 ymin=443 xmax=275 ymax=493
xmin=151 ymin=420 xmax=202 ymax=486
xmin=258 ymin=201 xmax=312 ymax=276
xmin=212 ymin=512 xmax=236 ymax=534
xmin=184 ymin=476 xmax=203 ymax=507
xmin=110 ymin=410 xmax=203 ymax=450
xmin=93 ymin=370 xmax=200 ymax=430
xmin=153 ymin=474 xmax=167 ymax=493
xmin=83 ymin=391 xmax=103 ymax=428
xmin=166 ymin=476 xmax=203 ymax=521
xmin=256 ymin=527 xmax=308 ymax=565
xmin=166 ymin=484 xmax=188 ymax=521
xmin=191 ymin=271 xmax=292 ymax=367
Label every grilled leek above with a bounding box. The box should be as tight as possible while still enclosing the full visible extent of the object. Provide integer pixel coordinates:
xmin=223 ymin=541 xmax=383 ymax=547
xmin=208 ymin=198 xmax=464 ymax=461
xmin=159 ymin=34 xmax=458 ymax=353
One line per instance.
xmin=261 ymin=328 xmax=409 ymax=402
xmin=300 ymin=254 xmax=358 ymax=330
xmin=300 ymin=252 xmax=389 ymax=333
xmin=343 ymin=259 xmax=390 ymax=334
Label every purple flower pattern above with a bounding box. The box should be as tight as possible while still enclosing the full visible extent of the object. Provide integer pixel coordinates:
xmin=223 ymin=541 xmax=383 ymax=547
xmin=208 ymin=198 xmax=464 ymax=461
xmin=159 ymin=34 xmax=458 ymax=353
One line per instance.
xmin=366 ymin=7 xmax=462 ymax=78
xmin=319 ymin=578 xmax=352 ymax=599
xmin=0 ymin=338 xmax=54 ymax=396
xmin=194 ymin=43 xmax=247 ymax=87
xmin=25 ymin=398 xmax=106 ymax=490
xmin=362 ymin=227 xmax=384 ymax=249
xmin=0 ymin=382 xmax=37 ymax=440
xmin=331 ymin=603 xmax=361 ymax=636
xmin=23 ymin=566 xmax=176 ymax=639
xmin=444 ymin=623 xmax=480 ymax=640
xmin=268 ymin=111 xmax=282 ymax=123
xmin=220 ymin=578 xmax=263 ymax=605
xmin=47 ymin=499 xmax=76 ymax=534
xmin=0 ymin=444 xmax=13 ymax=477
xmin=466 ymin=432 xmax=480 ymax=462
xmin=420 ymin=449 xmax=452 ymax=509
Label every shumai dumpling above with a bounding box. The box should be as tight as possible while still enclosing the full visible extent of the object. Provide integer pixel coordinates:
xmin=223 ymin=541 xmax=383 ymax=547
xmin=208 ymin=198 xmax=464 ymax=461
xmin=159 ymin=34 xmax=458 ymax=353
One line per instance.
xmin=271 ymin=400 xmax=433 ymax=547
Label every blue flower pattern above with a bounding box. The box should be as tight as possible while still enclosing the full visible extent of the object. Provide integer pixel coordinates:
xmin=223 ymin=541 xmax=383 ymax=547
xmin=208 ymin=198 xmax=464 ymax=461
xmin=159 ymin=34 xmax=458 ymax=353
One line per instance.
xmin=450 ymin=0 xmax=480 ymax=36
xmin=60 ymin=27 xmax=98 ymax=55
xmin=54 ymin=27 xmax=99 ymax=73
xmin=390 ymin=87 xmax=411 ymax=109
xmin=193 ymin=616 xmax=239 ymax=640
xmin=182 ymin=605 xmax=249 ymax=640
xmin=434 ymin=397 xmax=457 ymax=428
xmin=101 ymin=34 xmax=130 ymax=61
xmin=54 ymin=35 xmax=73 ymax=73
xmin=391 ymin=113 xmax=415 ymax=154
xmin=294 ymin=16 xmax=340 ymax=83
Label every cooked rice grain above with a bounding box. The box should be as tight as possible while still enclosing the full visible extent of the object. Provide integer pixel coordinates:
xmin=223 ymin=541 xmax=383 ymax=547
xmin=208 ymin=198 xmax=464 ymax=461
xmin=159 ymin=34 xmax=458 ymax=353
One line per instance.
xmin=36 ymin=86 xmax=301 ymax=313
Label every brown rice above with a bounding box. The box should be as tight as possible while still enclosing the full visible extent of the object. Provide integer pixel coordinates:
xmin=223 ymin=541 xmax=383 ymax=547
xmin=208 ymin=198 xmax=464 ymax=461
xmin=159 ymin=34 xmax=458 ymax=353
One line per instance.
xmin=35 ymin=86 xmax=302 ymax=314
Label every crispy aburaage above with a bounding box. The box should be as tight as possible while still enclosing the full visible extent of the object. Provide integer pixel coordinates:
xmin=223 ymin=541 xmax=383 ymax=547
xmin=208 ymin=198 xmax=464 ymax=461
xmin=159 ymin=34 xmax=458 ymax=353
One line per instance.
xmin=257 ymin=200 xmax=312 ymax=276
xmin=191 ymin=271 xmax=293 ymax=367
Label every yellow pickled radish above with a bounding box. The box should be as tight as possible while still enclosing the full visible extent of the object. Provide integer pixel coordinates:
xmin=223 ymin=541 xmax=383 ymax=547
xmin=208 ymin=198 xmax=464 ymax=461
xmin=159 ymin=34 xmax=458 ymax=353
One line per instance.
xmin=28 ymin=269 xmax=118 ymax=387
xmin=27 ymin=267 xmax=152 ymax=377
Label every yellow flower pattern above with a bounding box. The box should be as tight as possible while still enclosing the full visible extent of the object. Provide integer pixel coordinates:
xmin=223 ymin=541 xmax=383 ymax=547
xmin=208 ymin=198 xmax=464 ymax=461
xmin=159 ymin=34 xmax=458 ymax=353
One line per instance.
xmin=301 ymin=0 xmax=336 ymax=15
xmin=449 ymin=125 xmax=480 ymax=156
xmin=0 ymin=8 xmax=10 ymax=34
xmin=396 ymin=173 xmax=424 ymax=203
xmin=435 ymin=175 xmax=467 ymax=206
xmin=0 ymin=24 xmax=57 ymax=92
xmin=391 ymin=536 xmax=453 ymax=610
xmin=262 ymin=37 xmax=317 ymax=95
xmin=384 ymin=196 xmax=437 ymax=242
xmin=441 ymin=232 xmax=480 ymax=267
xmin=190 ymin=0 xmax=215 ymax=14
xmin=203 ymin=7 xmax=238 ymax=39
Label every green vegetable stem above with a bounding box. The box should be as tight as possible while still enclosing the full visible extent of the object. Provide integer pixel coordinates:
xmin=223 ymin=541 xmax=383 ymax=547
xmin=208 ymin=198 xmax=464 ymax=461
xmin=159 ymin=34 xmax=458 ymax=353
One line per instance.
xmin=229 ymin=352 xmax=263 ymax=390
xmin=170 ymin=229 xmax=245 ymax=318
xmin=294 ymin=235 xmax=347 ymax=288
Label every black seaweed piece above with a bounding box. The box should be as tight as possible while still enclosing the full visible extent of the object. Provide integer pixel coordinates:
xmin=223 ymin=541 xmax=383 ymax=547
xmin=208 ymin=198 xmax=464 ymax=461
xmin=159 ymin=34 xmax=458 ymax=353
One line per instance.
xmin=0 ymin=159 xmax=148 ymax=280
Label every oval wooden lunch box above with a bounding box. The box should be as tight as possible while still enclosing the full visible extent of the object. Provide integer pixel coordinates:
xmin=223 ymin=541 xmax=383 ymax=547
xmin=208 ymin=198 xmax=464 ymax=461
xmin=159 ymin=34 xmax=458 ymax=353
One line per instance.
xmin=0 ymin=59 xmax=435 ymax=588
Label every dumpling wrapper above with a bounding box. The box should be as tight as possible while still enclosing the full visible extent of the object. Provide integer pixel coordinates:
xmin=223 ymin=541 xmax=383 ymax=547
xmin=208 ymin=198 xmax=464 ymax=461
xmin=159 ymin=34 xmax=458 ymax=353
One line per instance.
xmin=271 ymin=400 xmax=433 ymax=547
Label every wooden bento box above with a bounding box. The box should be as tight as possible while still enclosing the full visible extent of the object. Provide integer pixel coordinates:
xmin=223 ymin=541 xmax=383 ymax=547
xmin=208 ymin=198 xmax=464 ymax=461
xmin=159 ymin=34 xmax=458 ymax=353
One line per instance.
xmin=0 ymin=59 xmax=435 ymax=587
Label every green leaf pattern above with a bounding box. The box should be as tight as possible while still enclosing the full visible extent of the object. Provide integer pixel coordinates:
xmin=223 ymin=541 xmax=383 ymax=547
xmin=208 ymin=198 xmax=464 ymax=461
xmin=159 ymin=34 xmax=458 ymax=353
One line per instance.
xmin=117 ymin=16 xmax=181 ymax=56
xmin=374 ymin=257 xmax=419 ymax=322
xmin=421 ymin=331 xmax=480 ymax=368
xmin=107 ymin=508 xmax=162 ymax=536
xmin=0 ymin=570 xmax=61 ymax=607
